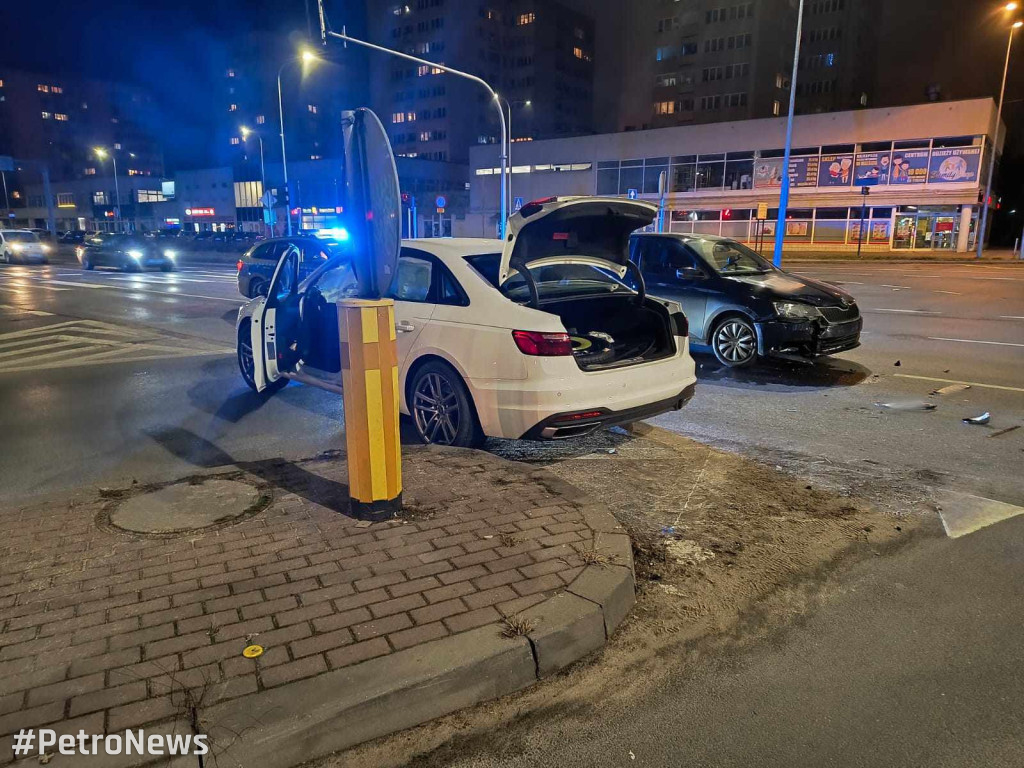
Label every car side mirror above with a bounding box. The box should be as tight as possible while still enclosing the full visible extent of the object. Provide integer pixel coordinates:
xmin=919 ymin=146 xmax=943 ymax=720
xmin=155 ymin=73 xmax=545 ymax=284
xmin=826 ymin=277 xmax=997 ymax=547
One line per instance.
xmin=676 ymin=267 xmax=705 ymax=281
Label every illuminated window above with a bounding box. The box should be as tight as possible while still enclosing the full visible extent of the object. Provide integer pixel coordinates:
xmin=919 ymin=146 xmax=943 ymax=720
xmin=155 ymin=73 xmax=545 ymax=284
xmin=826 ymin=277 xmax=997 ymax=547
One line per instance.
xmin=517 ymin=12 xmax=535 ymax=25
xmin=41 ymin=111 xmax=52 ymax=119
xmin=310 ymin=154 xmax=323 ymax=160
xmin=572 ymin=46 xmax=590 ymax=61
xmin=392 ymin=112 xmax=405 ymax=123
xmin=84 ymin=167 xmax=96 ymax=175
xmin=127 ymin=169 xmax=141 ymax=176
xmin=57 ymin=193 xmax=75 ymax=207
xmin=407 ymin=111 xmax=416 ymax=121
xmin=92 ymin=191 xmax=108 ymax=205
xmin=230 ymin=137 xmax=240 ymax=145
xmin=308 ymin=104 xmax=318 ymax=113
xmin=255 ymin=115 xmax=265 ymax=124
xmin=773 ymin=100 xmax=781 ymax=115
xmin=654 ymin=100 xmax=675 ymax=115
xmin=52 ymin=86 xmax=63 ymax=94
xmin=55 ymin=113 xmax=69 ymax=121
xmin=229 ymin=104 xmax=238 ymax=112
xmin=11 ymin=190 xmax=20 ymax=199
xmin=227 ymin=69 xmax=235 ymax=77
xmin=0 ymin=79 xmax=4 ymax=87
xmin=37 ymin=84 xmax=50 ymax=92
xmin=114 ymin=143 xmax=122 ymax=150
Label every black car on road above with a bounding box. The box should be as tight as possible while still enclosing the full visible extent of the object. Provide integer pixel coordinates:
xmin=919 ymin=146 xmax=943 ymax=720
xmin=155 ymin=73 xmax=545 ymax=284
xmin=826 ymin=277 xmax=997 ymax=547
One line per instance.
xmin=236 ymin=236 xmax=336 ymax=298
xmin=630 ymin=233 xmax=861 ymax=367
xmin=77 ymin=234 xmax=177 ymax=272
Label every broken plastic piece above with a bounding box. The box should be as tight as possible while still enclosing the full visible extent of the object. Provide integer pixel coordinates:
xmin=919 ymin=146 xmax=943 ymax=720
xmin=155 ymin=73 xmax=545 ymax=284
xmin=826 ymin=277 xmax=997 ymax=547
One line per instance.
xmin=893 ymin=360 xmax=901 ymax=367
xmin=242 ymin=644 xmax=264 ymax=658
xmin=875 ymin=400 xmax=937 ymax=411
xmin=962 ymin=412 xmax=991 ymax=425
xmin=930 ymin=383 xmax=970 ymax=396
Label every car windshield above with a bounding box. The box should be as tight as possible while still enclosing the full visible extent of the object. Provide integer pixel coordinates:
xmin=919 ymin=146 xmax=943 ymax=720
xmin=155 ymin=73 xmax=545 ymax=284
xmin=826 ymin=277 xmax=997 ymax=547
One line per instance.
xmin=465 ymin=253 xmax=631 ymax=301
xmin=4 ymin=232 xmax=40 ymax=244
xmin=106 ymin=236 xmax=147 ymax=249
xmin=685 ymin=238 xmax=774 ymax=275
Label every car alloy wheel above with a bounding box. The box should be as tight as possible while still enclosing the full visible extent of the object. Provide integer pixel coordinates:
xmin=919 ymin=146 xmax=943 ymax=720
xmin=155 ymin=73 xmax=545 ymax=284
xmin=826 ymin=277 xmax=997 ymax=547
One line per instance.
xmin=237 ymin=322 xmax=286 ymax=395
xmin=413 ymin=372 xmax=463 ymax=446
xmin=713 ymin=318 xmax=757 ymax=367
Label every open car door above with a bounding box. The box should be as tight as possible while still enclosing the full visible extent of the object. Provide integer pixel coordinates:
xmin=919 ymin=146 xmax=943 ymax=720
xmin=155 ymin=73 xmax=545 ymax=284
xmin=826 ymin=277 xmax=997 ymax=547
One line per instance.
xmin=250 ymin=245 xmax=303 ymax=391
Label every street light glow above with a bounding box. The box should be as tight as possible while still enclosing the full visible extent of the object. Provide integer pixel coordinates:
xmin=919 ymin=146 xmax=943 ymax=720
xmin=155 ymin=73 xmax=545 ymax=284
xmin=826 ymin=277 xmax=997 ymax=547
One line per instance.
xmin=301 ymin=49 xmax=318 ymax=63
xmin=1015 ymin=20 xmax=1024 ymax=27
xmin=1006 ymin=2 xmax=1018 ymax=11
xmin=94 ymin=147 xmax=107 ymax=158
xmin=240 ymin=126 xmax=251 ymax=138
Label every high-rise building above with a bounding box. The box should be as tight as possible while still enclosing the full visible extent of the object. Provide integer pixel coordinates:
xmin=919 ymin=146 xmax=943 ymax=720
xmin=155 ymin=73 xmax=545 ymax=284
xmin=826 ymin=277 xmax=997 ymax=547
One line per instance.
xmin=364 ymin=0 xmax=595 ymax=164
xmin=615 ymin=0 xmax=878 ymax=132
xmin=0 ymin=67 xmax=164 ymax=181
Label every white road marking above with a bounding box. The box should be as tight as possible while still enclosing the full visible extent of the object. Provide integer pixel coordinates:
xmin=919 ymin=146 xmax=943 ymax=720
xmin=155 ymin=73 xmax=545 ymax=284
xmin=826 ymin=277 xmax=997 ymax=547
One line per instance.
xmin=881 ymin=284 xmax=911 ymax=290
xmin=893 ymin=374 xmax=1024 ymax=394
xmin=0 ymin=283 xmax=69 ymax=292
xmin=6 ymin=276 xmax=240 ymax=303
xmin=34 ymin=279 xmax=112 ymax=289
xmin=927 ymin=337 xmax=1024 ymax=348
xmin=937 ymin=490 xmax=1024 ymax=539
xmin=864 ymin=308 xmax=940 ymax=314
xmin=0 ymin=306 xmax=53 ymax=316
xmin=1001 ymin=316 xmax=1024 ymax=320
xmin=933 ymin=290 xmax=961 ymax=295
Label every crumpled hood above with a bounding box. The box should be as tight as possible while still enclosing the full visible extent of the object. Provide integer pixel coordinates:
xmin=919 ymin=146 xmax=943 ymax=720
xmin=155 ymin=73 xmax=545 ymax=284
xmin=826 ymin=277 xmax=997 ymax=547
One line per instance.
xmin=723 ymin=271 xmax=853 ymax=307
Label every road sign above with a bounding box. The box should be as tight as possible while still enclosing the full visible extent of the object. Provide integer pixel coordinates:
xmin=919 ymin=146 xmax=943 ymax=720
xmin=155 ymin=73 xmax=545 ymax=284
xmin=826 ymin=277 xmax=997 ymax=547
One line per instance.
xmin=756 ymin=202 xmax=769 ymax=219
xmin=435 ymin=195 xmax=446 ymax=209
xmin=513 ymin=196 xmax=524 ymax=212
xmin=627 ymin=188 xmax=638 ymax=200
xmin=261 ymin=191 xmax=277 ymax=208
xmin=342 ymin=108 xmax=401 ymax=299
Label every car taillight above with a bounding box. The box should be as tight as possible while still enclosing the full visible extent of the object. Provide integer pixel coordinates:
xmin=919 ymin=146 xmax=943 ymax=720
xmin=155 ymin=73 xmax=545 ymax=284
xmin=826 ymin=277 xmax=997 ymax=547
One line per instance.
xmin=512 ymin=330 xmax=574 ymax=356
xmin=236 ymin=260 xmax=244 ymax=272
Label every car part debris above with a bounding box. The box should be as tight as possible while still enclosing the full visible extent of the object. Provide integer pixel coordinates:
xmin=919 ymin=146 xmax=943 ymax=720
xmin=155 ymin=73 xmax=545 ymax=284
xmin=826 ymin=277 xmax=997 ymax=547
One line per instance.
xmin=989 ymin=425 xmax=1020 ymax=438
xmin=875 ymin=400 xmax=937 ymax=411
xmin=930 ymin=383 xmax=970 ymax=396
xmin=962 ymin=412 xmax=991 ymax=425
xmin=893 ymin=360 xmax=901 ymax=367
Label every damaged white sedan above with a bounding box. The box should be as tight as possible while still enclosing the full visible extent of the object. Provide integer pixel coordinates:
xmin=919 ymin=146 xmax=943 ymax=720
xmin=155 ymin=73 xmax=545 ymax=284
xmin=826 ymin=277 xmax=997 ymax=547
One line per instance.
xmin=237 ymin=196 xmax=697 ymax=447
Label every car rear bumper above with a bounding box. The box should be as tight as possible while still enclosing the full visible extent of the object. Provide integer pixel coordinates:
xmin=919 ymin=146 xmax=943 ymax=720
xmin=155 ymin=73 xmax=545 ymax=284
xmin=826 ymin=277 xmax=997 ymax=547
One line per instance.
xmin=756 ymin=317 xmax=862 ymax=358
xmin=521 ymin=382 xmax=696 ymax=440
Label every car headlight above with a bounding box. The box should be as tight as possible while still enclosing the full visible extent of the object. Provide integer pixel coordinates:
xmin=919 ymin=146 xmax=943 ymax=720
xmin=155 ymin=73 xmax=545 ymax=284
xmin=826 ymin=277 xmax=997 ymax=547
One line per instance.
xmin=773 ymin=301 xmax=820 ymax=320
xmin=10 ymin=243 xmax=23 ymax=252
xmin=128 ymin=250 xmax=144 ymax=260
xmin=163 ymin=249 xmax=176 ymax=259
xmin=40 ymin=244 xmax=51 ymax=253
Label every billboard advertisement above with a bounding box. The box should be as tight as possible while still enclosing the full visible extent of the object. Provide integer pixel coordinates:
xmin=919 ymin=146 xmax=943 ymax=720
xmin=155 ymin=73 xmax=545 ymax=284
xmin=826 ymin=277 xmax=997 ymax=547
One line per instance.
xmin=753 ymin=155 xmax=818 ymax=189
xmin=853 ymin=152 xmax=892 ymax=186
xmin=928 ymin=146 xmax=982 ymax=184
xmin=818 ymin=153 xmax=855 ymax=187
xmin=889 ymin=150 xmax=930 ymax=184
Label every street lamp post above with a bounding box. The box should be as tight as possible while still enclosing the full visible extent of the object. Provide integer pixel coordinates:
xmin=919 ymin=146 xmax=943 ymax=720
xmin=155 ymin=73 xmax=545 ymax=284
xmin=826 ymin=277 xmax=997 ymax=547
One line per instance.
xmin=772 ymin=0 xmax=806 ymax=268
xmin=497 ymin=96 xmax=531 ymax=214
xmin=278 ymin=49 xmax=320 ymax=236
xmin=977 ymin=7 xmax=1022 ymax=258
xmin=316 ymin=4 xmax=508 ymax=237
xmin=94 ymin=148 xmax=122 ymax=233
xmin=241 ymin=127 xmax=269 ymax=236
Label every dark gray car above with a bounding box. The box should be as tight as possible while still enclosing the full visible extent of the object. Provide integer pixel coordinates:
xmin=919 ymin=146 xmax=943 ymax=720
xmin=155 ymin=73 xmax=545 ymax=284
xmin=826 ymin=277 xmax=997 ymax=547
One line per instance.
xmin=235 ymin=237 xmax=337 ymax=298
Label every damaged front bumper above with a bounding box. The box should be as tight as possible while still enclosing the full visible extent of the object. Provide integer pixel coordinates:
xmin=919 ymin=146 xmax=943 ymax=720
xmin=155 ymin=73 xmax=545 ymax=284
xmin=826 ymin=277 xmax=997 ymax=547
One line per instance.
xmin=755 ymin=317 xmax=862 ymax=358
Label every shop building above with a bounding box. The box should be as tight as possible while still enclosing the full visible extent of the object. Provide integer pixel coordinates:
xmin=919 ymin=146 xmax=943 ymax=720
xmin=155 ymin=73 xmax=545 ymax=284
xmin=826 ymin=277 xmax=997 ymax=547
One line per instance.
xmin=469 ymin=98 xmax=1002 ymax=252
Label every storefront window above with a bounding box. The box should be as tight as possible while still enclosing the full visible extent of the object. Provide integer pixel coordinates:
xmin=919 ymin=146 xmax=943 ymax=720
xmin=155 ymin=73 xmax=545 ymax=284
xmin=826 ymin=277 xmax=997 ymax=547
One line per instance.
xmin=670 ymin=156 xmax=696 ymax=192
xmin=643 ymin=158 xmax=669 ymax=194
xmin=724 ymin=156 xmax=754 ymax=189
xmin=696 ymin=154 xmax=725 ymax=189
xmin=618 ymin=160 xmax=643 ymax=195
xmin=596 ymin=161 xmax=619 ymax=195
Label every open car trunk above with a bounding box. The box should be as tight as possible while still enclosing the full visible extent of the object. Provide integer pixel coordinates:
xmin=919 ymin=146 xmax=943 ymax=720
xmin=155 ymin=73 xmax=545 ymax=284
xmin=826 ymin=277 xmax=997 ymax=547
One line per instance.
xmin=542 ymin=294 xmax=677 ymax=371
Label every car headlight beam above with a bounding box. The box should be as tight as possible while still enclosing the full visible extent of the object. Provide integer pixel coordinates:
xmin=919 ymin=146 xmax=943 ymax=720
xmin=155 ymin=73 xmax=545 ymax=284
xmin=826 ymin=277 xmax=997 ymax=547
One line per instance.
xmin=773 ymin=301 xmax=820 ymax=320
xmin=128 ymin=250 xmax=144 ymax=260
xmin=163 ymin=250 xmax=176 ymax=259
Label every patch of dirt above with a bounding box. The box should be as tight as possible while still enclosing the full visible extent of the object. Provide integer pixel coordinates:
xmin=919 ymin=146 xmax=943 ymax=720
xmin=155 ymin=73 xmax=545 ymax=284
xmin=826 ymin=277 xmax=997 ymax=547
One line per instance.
xmin=306 ymin=425 xmax=934 ymax=768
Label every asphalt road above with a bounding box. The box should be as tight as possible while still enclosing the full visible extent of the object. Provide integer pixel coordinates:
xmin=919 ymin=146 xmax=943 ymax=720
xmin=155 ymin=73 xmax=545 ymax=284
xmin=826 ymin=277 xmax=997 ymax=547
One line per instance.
xmin=0 ymin=259 xmax=1021 ymax=507
xmin=423 ymin=513 xmax=1024 ymax=768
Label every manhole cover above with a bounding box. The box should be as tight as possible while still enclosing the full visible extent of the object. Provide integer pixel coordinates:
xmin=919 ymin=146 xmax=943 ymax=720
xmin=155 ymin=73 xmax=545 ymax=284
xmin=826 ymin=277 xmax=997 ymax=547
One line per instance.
xmin=110 ymin=478 xmax=264 ymax=534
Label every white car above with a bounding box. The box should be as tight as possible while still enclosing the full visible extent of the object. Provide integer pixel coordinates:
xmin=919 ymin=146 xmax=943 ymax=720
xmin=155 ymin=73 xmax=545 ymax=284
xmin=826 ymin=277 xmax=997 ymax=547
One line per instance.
xmin=0 ymin=230 xmax=50 ymax=264
xmin=236 ymin=197 xmax=697 ymax=447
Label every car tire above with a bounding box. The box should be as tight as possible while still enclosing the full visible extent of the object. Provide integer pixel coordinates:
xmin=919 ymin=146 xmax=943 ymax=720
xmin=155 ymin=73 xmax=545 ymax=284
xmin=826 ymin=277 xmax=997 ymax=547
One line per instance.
xmin=238 ymin=321 xmax=288 ymax=394
xmin=711 ymin=315 xmax=758 ymax=367
xmin=248 ymin=279 xmax=267 ymax=299
xmin=409 ymin=361 xmax=485 ymax=448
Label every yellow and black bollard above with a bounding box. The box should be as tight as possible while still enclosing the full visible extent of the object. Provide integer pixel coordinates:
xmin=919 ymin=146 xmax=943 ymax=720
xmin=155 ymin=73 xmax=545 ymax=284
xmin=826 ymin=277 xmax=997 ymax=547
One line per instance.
xmin=338 ymin=297 xmax=402 ymax=520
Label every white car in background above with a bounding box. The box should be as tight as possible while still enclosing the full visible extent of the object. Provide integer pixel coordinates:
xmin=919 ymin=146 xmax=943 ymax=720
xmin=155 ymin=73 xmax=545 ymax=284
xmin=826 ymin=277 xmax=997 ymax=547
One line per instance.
xmin=236 ymin=197 xmax=697 ymax=447
xmin=0 ymin=230 xmax=50 ymax=264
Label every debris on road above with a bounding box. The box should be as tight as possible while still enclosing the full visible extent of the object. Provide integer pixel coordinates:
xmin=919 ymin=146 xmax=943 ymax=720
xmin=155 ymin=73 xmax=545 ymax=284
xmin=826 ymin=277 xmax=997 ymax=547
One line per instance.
xmin=875 ymin=400 xmax=937 ymax=411
xmin=665 ymin=539 xmax=716 ymax=566
xmin=930 ymin=383 xmax=971 ymax=396
xmin=962 ymin=412 xmax=991 ymax=425
xmin=989 ymin=425 xmax=1021 ymax=438
xmin=894 ymin=360 xmax=901 ymax=367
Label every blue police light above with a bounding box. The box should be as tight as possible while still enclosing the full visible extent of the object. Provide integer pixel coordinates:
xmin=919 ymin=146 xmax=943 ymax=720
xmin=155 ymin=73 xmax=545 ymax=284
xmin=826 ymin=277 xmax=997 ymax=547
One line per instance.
xmin=316 ymin=227 xmax=350 ymax=242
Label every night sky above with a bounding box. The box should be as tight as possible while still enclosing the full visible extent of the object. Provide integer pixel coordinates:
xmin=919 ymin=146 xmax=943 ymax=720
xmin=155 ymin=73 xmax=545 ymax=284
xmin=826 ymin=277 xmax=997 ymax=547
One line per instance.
xmin=3 ymin=0 xmax=333 ymax=168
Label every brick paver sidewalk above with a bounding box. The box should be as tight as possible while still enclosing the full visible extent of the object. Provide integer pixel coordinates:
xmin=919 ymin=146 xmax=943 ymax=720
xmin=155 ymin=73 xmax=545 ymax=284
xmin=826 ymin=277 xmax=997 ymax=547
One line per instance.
xmin=0 ymin=446 xmax=628 ymax=764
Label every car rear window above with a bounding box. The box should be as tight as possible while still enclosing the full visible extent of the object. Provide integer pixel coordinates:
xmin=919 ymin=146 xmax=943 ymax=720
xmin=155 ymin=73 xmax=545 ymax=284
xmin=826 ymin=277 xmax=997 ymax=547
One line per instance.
xmin=465 ymin=253 xmax=631 ymax=301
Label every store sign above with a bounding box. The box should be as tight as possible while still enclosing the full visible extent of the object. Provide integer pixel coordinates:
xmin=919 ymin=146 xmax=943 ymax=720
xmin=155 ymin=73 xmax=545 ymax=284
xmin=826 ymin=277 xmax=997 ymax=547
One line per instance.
xmin=185 ymin=207 xmax=215 ymax=217
xmin=818 ymin=154 xmax=855 ymax=187
xmin=928 ymin=147 xmax=981 ymax=184
xmin=853 ymin=152 xmax=891 ymax=185
xmin=889 ymin=150 xmax=930 ymax=184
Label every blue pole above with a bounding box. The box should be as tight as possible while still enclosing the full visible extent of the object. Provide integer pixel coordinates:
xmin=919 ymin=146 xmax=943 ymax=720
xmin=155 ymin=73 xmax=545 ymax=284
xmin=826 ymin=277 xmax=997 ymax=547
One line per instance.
xmin=773 ymin=0 xmax=805 ymax=269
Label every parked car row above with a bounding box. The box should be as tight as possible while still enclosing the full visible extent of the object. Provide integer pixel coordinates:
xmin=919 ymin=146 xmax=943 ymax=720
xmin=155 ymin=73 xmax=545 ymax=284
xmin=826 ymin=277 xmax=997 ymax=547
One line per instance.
xmin=232 ymin=197 xmax=861 ymax=451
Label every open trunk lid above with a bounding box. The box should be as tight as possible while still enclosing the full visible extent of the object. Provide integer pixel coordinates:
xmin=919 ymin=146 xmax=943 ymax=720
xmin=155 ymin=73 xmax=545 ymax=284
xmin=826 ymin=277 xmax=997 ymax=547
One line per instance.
xmin=499 ymin=197 xmax=658 ymax=285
